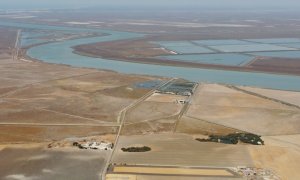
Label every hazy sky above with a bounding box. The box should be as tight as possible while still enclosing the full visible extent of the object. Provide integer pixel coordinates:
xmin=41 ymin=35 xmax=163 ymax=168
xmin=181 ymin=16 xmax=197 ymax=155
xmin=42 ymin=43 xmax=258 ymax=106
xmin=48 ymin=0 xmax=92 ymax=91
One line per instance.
xmin=1 ymin=0 xmax=300 ymax=10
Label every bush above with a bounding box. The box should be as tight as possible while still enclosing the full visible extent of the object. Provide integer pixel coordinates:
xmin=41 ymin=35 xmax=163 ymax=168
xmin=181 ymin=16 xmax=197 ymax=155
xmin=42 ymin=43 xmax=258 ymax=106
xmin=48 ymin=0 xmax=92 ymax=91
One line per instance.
xmin=196 ymin=133 xmax=264 ymax=145
xmin=121 ymin=146 xmax=151 ymax=152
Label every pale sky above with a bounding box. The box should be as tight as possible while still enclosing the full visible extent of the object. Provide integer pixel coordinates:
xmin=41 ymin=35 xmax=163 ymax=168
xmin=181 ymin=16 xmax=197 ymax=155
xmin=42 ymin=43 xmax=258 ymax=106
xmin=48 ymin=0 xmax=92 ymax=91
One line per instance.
xmin=1 ymin=0 xmax=300 ymax=10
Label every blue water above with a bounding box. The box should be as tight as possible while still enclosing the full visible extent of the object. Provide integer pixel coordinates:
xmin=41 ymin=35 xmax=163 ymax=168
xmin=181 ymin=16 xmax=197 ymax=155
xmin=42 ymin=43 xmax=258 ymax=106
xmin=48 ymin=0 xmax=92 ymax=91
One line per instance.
xmin=250 ymin=51 xmax=300 ymax=59
xmin=245 ymin=38 xmax=300 ymax=44
xmin=1 ymin=21 xmax=300 ymax=91
xmin=193 ymin=39 xmax=255 ymax=46
xmin=163 ymin=46 xmax=214 ymax=54
xmin=134 ymin=80 xmax=163 ymax=89
xmin=278 ymin=43 xmax=300 ymax=49
xmin=154 ymin=41 xmax=214 ymax=54
xmin=209 ymin=44 xmax=296 ymax=53
xmin=155 ymin=41 xmax=195 ymax=47
xmin=21 ymin=31 xmax=50 ymax=47
xmin=161 ymin=54 xmax=254 ymax=66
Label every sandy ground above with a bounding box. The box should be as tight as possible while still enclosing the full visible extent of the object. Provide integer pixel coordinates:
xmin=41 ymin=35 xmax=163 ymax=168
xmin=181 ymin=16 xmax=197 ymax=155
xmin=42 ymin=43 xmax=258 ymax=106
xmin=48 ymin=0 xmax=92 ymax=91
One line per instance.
xmin=186 ymin=84 xmax=300 ymax=135
xmin=112 ymin=133 xmax=253 ymax=167
xmin=238 ymin=86 xmax=300 ymax=107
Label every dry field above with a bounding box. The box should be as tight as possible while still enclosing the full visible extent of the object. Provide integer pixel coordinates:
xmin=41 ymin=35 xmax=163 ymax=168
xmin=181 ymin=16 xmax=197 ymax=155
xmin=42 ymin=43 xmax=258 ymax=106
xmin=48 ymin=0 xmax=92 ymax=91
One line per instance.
xmin=175 ymin=116 xmax=241 ymax=135
xmin=112 ymin=133 xmax=253 ymax=167
xmin=249 ymin=135 xmax=300 ymax=180
xmin=112 ymin=166 xmax=234 ymax=176
xmin=0 ymin=54 xmax=158 ymax=179
xmin=0 ymin=146 xmax=109 ymax=180
xmin=122 ymin=117 xmax=177 ymax=135
xmin=106 ymin=174 xmax=240 ymax=180
xmin=185 ymin=84 xmax=300 ymax=135
xmin=0 ymin=125 xmax=117 ymax=143
xmin=238 ymin=86 xmax=300 ymax=107
xmin=124 ymin=101 xmax=182 ymax=124
xmin=121 ymin=93 xmax=185 ymax=135
xmin=0 ymin=54 xmax=160 ymax=144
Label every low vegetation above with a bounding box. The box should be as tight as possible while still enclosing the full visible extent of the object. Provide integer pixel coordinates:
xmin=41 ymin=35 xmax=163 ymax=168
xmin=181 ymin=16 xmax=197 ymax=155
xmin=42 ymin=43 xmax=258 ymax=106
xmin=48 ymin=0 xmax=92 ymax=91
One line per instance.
xmin=121 ymin=146 xmax=151 ymax=152
xmin=196 ymin=133 xmax=264 ymax=145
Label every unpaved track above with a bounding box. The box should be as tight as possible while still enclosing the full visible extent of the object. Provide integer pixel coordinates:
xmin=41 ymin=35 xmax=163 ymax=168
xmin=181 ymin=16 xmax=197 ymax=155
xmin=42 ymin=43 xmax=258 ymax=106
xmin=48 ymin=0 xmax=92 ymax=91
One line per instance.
xmin=101 ymin=78 xmax=175 ymax=180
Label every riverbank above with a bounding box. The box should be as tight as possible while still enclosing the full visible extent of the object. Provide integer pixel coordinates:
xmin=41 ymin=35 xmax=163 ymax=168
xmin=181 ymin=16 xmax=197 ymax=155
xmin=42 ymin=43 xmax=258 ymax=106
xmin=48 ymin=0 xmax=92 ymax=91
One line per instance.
xmin=73 ymin=39 xmax=300 ymax=76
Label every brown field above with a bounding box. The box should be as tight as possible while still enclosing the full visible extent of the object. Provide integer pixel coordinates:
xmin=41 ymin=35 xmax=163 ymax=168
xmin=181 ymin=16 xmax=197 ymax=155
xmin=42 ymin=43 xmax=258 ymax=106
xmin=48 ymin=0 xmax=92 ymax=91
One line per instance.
xmin=175 ymin=116 xmax=241 ymax=135
xmin=106 ymin=174 xmax=240 ymax=180
xmin=125 ymin=101 xmax=182 ymax=124
xmin=246 ymin=57 xmax=300 ymax=75
xmin=185 ymin=84 xmax=300 ymax=135
xmin=0 ymin=125 xmax=117 ymax=143
xmin=112 ymin=133 xmax=253 ymax=167
xmin=0 ymin=54 xmax=163 ymax=144
xmin=122 ymin=117 xmax=177 ymax=135
xmin=121 ymin=93 xmax=184 ymax=135
xmin=249 ymin=135 xmax=300 ymax=180
xmin=238 ymin=86 xmax=300 ymax=107
xmin=74 ymin=39 xmax=171 ymax=59
xmin=112 ymin=166 xmax=234 ymax=176
xmin=121 ymin=93 xmax=186 ymax=135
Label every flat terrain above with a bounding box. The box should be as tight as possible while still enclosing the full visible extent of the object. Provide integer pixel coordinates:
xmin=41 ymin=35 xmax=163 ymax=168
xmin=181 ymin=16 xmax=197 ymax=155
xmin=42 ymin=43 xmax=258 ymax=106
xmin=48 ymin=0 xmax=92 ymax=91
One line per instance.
xmin=112 ymin=133 xmax=253 ymax=167
xmin=74 ymin=39 xmax=171 ymax=58
xmin=125 ymin=101 xmax=181 ymax=124
xmin=74 ymin=38 xmax=300 ymax=76
xmin=0 ymin=51 xmax=160 ymax=179
xmin=0 ymin=146 xmax=108 ymax=180
xmin=112 ymin=166 xmax=234 ymax=176
xmin=121 ymin=93 xmax=186 ymax=135
xmin=106 ymin=174 xmax=240 ymax=180
xmin=246 ymin=57 xmax=300 ymax=75
xmin=249 ymin=135 xmax=300 ymax=180
xmin=175 ymin=116 xmax=241 ymax=135
xmin=0 ymin=27 xmax=17 ymax=56
xmin=185 ymin=84 xmax=300 ymax=135
xmin=0 ymin=55 xmax=160 ymax=143
xmin=238 ymin=86 xmax=300 ymax=107
xmin=2 ymin=11 xmax=300 ymax=179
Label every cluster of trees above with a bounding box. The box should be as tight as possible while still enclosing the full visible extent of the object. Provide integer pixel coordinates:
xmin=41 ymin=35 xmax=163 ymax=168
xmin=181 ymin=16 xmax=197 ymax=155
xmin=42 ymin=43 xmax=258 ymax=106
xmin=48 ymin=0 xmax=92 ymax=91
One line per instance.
xmin=121 ymin=146 xmax=151 ymax=152
xmin=196 ymin=133 xmax=264 ymax=145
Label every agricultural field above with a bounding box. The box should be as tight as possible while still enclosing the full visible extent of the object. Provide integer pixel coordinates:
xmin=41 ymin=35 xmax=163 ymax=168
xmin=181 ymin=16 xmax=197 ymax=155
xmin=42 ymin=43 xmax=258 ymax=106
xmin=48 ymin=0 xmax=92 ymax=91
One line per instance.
xmin=249 ymin=134 xmax=300 ymax=180
xmin=184 ymin=84 xmax=300 ymax=136
xmin=237 ymin=86 xmax=300 ymax=107
xmin=112 ymin=133 xmax=253 ymax=167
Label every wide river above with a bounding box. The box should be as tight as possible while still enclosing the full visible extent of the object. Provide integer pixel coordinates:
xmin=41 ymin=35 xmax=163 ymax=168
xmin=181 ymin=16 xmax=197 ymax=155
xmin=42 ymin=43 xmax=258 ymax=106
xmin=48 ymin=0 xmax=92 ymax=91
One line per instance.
xmin=1 ymin=21 xmax=300 ymax=91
